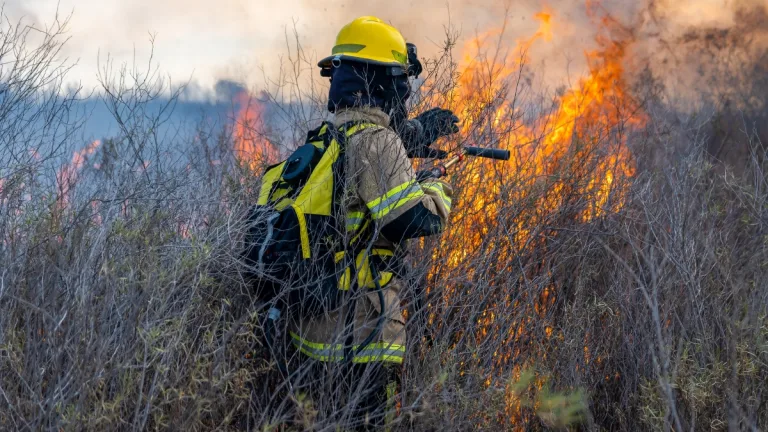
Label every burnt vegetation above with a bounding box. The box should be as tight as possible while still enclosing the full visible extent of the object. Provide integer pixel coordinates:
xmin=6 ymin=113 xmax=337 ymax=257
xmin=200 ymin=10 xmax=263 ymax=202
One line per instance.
xmin=1 ymin=4 xmax=767 ymax=431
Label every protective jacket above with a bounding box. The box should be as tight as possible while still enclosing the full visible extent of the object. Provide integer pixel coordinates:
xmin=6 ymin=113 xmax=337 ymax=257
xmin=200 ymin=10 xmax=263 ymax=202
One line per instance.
xmin=288 ymin=106 xmax=452 ymax=364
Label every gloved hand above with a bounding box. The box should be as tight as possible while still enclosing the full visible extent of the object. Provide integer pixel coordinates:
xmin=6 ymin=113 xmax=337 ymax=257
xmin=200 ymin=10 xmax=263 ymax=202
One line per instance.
xmin=398 ymin=108 xmax=460 ymax=158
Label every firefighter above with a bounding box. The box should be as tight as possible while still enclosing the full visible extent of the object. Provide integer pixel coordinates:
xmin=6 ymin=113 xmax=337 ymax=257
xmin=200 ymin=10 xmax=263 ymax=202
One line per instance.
xmin=286 ymin=16 xmax=459 ymax=429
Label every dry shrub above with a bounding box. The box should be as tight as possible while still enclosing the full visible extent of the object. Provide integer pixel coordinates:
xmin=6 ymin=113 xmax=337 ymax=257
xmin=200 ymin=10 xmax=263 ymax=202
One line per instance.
xmin=1 ymin=9 xmax=767 ymax=432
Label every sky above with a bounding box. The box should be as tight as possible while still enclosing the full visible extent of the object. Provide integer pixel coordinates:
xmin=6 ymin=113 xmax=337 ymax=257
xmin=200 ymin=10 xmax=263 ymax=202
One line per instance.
xmin=3 ymin=0 xmax=759 ymax=103
xmin=2 ymin=0 xmax=762 ymax=158
xmin=2 ymin=0 xmax=618 ymax=99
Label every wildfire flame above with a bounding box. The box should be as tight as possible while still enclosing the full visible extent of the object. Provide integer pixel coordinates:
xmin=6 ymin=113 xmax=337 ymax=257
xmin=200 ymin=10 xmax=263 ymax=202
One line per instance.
xmin=232 ymin=90 xmax=278 ymax=169
xmin=420 ymin=6 xmax=645 ymax=423
xmin=56 ymin=140 xmax=101 ymax=209
xmin=432 ymin=8 xmax=641 ymax=280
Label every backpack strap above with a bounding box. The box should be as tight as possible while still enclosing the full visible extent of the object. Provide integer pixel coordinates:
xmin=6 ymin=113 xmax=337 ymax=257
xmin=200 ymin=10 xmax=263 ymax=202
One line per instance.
xmin=327 ymin=120 xmax=382 ymax=223
xmin=305 ymin=121 xmax=332 ymax=143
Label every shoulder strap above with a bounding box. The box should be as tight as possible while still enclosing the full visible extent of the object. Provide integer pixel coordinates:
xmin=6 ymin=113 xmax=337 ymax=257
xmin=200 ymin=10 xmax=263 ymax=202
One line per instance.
xmin=333 ymin=121 xmax=382 ymax=149
xmin=305 ymin=121 xmax=331 ymax=143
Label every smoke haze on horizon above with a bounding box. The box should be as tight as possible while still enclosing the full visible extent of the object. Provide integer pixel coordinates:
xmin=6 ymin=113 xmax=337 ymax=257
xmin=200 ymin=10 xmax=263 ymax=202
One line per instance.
xmin=2 ymin=0 xmax=764 ymax=103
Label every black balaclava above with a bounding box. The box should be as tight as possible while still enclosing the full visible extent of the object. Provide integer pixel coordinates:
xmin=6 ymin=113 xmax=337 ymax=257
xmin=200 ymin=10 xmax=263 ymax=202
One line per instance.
xmin=327 ymin=62 xmax=411 ymax=117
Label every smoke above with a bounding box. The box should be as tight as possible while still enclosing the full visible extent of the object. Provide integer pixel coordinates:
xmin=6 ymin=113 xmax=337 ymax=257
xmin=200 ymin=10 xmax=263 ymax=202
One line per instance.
xmin=0 ymin=0 xmax=763 ymax=114
xmin=0 ymin=0 xmax=642 ymax=97
xmin=0 ymin=0 xmax=313 ymax=93
xmin=623 ymin=0 xmax=768 ymax=109
xmin=297 ymin=0 xmax=634 ymax=88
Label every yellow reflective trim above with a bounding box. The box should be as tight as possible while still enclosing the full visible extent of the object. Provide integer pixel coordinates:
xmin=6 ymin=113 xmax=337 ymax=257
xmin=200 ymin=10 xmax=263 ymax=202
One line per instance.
xmin=257 ymin=162 xmax=286 ymax=205
xmin=335 ymin=251 xmax=349 ymax=290
xmin=290 ymin=123 xmax=377 ymax=217
xmin=422 ymin=181 xmax=452 ymax=211
xmin=350 ymin=249 xmax=395 ymax=290
xmin=338 ymin=267 xmax=351 ymax=290
xmin=350 ymin=219 xmax=371 ymax=244
xmin=290 ymin=332 xmax=404 ymax=352
xmin=334 ymin=251 xmax=346 ymax=263
xmin=376 ymin=190 xmax=423 ymax=220
xmin=290 ymin=332 xmax=336 ymax=350
xmin=352 ymin=355 xmax=403 ymax=364
xmin=346 ymin=211 xmax=366 ymax=231
xmin=366 ymin=180 xmax=414 ymax=209
xmin=366 ymin=180 xmax=425 ymax=220
xmin=345 ymin=123 xmax=378 ymax=136
xmin=338 ymin=263 xmax=392 ymax=291
xmin=296 ymin=349 xmax=404 ymax=363
xmin=274 ymin=197 xmax=292 ymax=211
xmin=356 ymin=252 xmax=368 ymax=285
xmin=335 ymin=229 xmax=396 ymax=292
xmin=298 ymin=350 xmax=332 ymax=361
xmin=356 ymin=250 xmax=372 ymax=288
xmin=291 ymin=204 xmax=311 ymax=259
xmin=290 ymin=332 xmax=405 ymax=363
xmin=376 ymin=271 xmax=393 ymax=288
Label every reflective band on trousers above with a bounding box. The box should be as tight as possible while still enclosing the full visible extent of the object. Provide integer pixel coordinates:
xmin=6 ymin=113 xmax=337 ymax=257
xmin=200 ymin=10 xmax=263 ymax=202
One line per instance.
xmin=290 ymin=331 xmax=405 ymax=364
xmin=366 ymin=180 xmax=424 ymax=220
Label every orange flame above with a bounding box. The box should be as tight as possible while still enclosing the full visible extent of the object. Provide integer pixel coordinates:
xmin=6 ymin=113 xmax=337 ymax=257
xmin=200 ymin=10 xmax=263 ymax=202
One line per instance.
xmin=428 ymin=8 xmax=642 ymax=272
xmin=421 ymin=6 xmax=644 ymax=418
xmin=232 ymin=91 xmax=278 ymax=169
xmin=56 ymin=140 xmax=101 ymax=209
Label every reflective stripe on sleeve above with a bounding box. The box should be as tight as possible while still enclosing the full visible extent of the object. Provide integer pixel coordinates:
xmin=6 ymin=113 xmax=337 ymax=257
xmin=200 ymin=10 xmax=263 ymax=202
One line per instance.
xmin=421 ymin=181 xmax=452 ymax=212
xmin=366 ymin=180 xmax=425 ymax=220
xmin=346 ymin=211 xmax=366 ymax=232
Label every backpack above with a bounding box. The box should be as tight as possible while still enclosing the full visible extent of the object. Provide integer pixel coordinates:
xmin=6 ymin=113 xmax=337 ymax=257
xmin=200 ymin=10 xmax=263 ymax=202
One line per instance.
xmin=242 ymin=121 xmax=380 ymax=316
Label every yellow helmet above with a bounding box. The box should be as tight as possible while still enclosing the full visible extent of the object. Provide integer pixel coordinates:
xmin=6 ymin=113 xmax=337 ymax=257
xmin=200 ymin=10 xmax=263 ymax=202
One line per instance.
xmin=318 ymin=16 xmax=408 ymax=71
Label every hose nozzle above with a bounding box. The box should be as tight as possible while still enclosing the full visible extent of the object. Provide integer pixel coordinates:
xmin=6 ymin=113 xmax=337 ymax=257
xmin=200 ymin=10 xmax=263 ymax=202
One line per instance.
xmin=463 ymin=146 xmax=510 ymax=160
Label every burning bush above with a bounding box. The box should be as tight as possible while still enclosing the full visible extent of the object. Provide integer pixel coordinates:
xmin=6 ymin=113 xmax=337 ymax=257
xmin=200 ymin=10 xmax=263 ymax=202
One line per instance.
xmin=1 ymin=2 xmax=767 ymax=431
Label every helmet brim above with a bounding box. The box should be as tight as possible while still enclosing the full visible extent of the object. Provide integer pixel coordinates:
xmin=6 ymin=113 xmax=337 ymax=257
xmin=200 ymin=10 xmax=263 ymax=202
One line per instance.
xmin=317 ymin=54 xmax=405 ymax=70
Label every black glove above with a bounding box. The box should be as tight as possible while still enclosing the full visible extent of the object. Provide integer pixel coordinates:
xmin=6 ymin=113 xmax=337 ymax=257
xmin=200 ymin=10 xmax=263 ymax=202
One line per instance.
xmin=397 ymin=108 xmax=459 ymax=158
xmin=415 ymin=107 xmax=460 ymax=144
xmin=395 ymin=119 xmax=447 ymax=158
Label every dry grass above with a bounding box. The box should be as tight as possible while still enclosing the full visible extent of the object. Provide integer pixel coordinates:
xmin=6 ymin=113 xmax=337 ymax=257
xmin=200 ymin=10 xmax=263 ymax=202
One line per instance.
xmin=1 ymin=10 xmax=767 ymax=432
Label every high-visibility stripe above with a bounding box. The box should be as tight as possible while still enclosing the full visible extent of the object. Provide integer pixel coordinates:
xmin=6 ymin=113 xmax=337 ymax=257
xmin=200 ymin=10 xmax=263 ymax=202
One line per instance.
xmin=338 ymin=267 xmax=352 ymax=291
xmin=351 ymin=354 xmax=403 ymax=364
xmin=290 ymin=332 xmax=405 ymax=364
xmin=257 ymin=162 xmax=287 ymax=205
xmin=334 ymin=251 xmax=346 ymax=263
xmin=336 ymin=248 xmax=394 ymax=291
xmin=290 ymin=332 xmax=405 ymax=354
xmin=291 ymin=204 xmax=311 ymax=259
xmin=357 ymin=249 xmax=393 ymax=289
xmin=366 ymin=180 xmax=424 ymax=220
xmin=371 ymin=248 xmax=394 ymax=257
xmin=346 ymin=211 xmax=366 ymax=231
xmin=421 ymin=181 xmax=452 ymax=212
xmin=350 ymin=219 xmax=371 ymax=244
xmin=345 ymin=123 xmax=378 ymax=137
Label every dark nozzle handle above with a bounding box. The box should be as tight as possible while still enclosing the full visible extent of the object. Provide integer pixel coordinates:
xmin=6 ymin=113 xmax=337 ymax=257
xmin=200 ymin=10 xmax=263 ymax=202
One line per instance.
xmin=464 ymin=146 xmax=510 ymax=161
